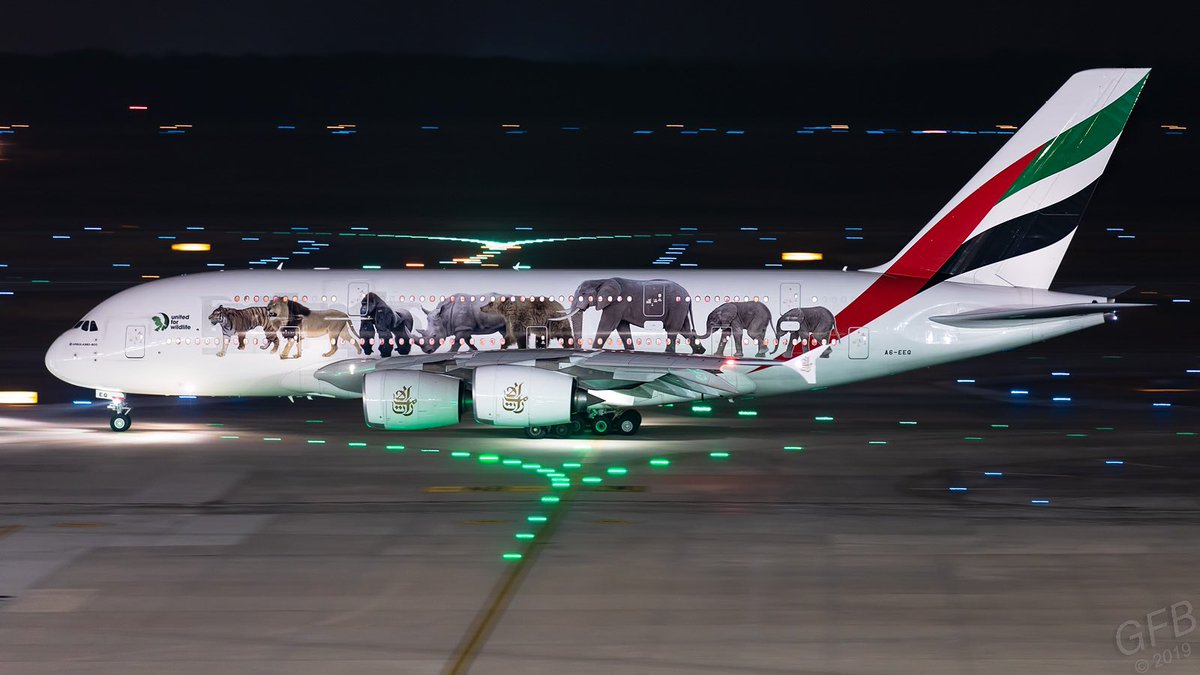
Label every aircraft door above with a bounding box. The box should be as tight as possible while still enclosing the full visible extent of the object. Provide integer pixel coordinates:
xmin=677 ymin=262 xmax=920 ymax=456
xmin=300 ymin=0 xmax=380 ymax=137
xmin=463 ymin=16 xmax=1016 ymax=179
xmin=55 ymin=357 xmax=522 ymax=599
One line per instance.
xmin=526 ymin=326 xmax=548 ymax=349
xmin=124 ymin=324 xmax=146 ymax=359
xmin=644 ymin=283 xmax=665 ymax=318
xmin=847 ymin=327 xmax=869 ymax=359
xmin=348 ymin=281 xmax=370 ymax=315
xmin=779 ymin=283 xmax=801 ymax=316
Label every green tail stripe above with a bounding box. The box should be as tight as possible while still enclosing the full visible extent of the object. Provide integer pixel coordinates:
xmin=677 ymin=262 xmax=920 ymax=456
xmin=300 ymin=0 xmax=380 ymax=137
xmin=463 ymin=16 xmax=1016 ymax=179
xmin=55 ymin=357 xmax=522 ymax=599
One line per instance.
xmin=1002 ymin=74 xmax=1148 ymax=200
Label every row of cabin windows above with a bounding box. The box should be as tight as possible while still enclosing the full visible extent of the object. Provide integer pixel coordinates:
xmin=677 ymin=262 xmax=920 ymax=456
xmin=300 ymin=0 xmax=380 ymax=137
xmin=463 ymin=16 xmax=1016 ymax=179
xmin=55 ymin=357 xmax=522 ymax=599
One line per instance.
xmin=226 ymin=294 xmax=771 ymax=305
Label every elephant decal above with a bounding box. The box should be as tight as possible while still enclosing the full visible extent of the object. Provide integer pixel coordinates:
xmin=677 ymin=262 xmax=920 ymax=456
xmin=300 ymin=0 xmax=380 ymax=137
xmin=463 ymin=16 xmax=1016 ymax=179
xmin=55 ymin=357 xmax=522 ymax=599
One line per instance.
xmin=776 ymin=306 xmax=836 ymax=354
xmin=417 ymin=293 xmax=507 ymax=353
xmin=359 ymin=292 xmax=414 ymax=357
xmin=481 ymin=297 xmax=573 ymax=349
xmin=696 ymin=301 xmax=774 ymax=358
xmin=558 ymin=278 xmax=704 ymax=353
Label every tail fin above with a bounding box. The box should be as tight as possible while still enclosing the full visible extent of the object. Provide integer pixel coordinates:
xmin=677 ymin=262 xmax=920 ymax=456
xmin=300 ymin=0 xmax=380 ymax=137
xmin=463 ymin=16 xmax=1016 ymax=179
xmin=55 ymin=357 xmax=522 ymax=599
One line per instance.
xmin=865 ymin=68 xmax=1149 ymax=290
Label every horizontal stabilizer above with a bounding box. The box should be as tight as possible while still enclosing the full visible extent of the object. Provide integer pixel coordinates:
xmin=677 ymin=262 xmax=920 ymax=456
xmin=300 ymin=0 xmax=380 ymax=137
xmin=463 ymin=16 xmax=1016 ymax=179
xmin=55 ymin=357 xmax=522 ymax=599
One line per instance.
xmin=930 ymin=302 xmax=1149 ymax=327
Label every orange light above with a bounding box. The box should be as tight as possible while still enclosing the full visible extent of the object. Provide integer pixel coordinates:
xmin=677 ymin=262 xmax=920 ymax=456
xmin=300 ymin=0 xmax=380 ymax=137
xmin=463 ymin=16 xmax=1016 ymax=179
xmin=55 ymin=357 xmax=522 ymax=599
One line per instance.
xmin=830 ymin=124 xmax=849 ymax=130
xmin=128 ymin=105 xmax=148 ymax=111
xmin=996 ymin=124 xmax=1018 ymax=130
xmin=781 ymin=252 xmax=823 ymax=262
xmin=665 ymin=124 xmax=684 ymax=128
xmin=0 ymin=391 xmax=37 ymax=404
xmin=501 ymin=123 xmax=521 ymax=128
xmin=141 ymin=275 xmax=160 ymax=279
xmin=1162 ymin=124 xmax=1188 ymax=130
xmin=405 ymin=262 xmax=424 ymax=268
xmin=171 ymin=243 xmax=211 ymax=252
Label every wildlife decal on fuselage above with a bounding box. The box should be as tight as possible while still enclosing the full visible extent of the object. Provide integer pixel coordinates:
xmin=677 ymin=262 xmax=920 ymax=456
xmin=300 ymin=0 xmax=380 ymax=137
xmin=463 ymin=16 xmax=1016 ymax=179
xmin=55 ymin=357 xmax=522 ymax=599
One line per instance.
xmin=191 ymin=279 xmax=837 ymax=362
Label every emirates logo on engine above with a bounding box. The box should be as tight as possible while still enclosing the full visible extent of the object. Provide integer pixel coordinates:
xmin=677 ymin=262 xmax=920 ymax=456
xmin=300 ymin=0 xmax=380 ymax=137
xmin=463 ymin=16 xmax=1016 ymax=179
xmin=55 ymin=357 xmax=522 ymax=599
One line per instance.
xmin=392 ymin=386 xmax=416 ymax=416
xmin=502 ymin=382 xmax=528 ymax=414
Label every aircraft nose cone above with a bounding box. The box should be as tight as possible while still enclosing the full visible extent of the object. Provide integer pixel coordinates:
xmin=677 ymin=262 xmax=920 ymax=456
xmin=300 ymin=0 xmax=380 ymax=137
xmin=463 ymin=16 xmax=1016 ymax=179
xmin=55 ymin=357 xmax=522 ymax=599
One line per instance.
xmin=44 ymin=332 xmax=76 ymax=384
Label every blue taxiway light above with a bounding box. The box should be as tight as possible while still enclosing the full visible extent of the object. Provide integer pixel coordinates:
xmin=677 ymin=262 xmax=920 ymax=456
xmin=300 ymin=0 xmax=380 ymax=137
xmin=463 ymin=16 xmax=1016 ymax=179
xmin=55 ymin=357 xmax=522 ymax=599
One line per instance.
xmin=948 ymin=487 xmax=968 ymax=492
xmin=1105 ymin=460 xmax=1125 ymax=465
xmin=72 ymin=400 xmax=91 ymax=405
xmin=276 ymin=125 xmax=296 ymax=130
xmin=983 ymin=472 xmax=1003 ymax=477
xmin=1010 ymin=389 xmax=1029 ymax=395
xmin=1051 ymin=372 xmax=1070 ymax=376
xmin=1030 ymin=499 xmax=1050 ymax=505
xmin=1052 ymin=397 xmax=1072 ymax=402
xmin=956 ymin=379 xmax=975 ymax=384
xmin=1152 ymin=403 xmax=1172 ymax=408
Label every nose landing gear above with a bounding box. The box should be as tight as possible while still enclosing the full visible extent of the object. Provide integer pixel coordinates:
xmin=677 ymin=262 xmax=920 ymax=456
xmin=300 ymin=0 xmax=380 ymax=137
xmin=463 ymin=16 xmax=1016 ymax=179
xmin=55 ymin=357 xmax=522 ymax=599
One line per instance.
xmin=103 ymin=393 xmax=132 ymax=432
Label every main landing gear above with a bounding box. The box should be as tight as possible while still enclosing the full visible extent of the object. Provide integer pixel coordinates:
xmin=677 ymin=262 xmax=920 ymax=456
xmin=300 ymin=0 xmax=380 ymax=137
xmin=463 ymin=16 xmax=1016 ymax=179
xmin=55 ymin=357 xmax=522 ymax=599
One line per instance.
xmin=105 ymin=395 xmax=132 ymax=432
xmin=523 ymin=410 xmax=641 ymax=439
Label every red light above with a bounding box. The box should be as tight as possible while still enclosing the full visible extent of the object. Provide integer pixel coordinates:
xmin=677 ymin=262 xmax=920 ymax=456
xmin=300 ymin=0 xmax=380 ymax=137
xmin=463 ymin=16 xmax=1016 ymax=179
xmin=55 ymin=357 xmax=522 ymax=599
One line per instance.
xmin=724 ymin=358 xmax=737 ymax=367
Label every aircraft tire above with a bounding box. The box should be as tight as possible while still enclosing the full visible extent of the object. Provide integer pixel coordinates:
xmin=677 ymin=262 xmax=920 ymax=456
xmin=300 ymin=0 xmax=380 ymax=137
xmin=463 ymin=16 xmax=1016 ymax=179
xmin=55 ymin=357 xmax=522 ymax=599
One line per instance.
xmin=614 ymin=410 xmax=641 ymax=436
xmin=524 ymin=425 xmax=549 ymax=440
xmin=591 ymin=416 xmax=612 ymax=435
xmin=109 ymin=413 xmax=131 ymax=432
xmin=551 ymin=423 xmax=574 ymax=438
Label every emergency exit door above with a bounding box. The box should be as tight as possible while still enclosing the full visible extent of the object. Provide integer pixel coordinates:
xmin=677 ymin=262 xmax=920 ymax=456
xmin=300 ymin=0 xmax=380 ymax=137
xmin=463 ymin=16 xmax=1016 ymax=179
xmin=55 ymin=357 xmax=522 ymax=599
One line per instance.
xmin=779 ymin=283 xmax=801 ymax=316
xmin=348 ymin=281 xmax=370 ymax=314
xmin=125 ymin=325 xmax=146 ymax=359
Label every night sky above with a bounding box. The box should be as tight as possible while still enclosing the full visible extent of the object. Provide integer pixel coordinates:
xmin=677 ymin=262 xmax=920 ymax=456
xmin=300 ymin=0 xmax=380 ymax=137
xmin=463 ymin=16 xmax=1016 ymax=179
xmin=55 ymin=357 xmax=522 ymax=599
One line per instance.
xmin=3 ymin=1 xmax=1194 ymax=65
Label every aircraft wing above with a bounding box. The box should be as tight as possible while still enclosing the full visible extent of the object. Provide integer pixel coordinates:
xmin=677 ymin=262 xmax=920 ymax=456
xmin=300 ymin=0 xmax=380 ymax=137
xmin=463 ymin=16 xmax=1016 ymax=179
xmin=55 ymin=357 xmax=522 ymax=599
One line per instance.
xmin=929 ymin=302 xmax=1150 ymax=327
xmin=315 ymin=349 xmax=785 ymax=399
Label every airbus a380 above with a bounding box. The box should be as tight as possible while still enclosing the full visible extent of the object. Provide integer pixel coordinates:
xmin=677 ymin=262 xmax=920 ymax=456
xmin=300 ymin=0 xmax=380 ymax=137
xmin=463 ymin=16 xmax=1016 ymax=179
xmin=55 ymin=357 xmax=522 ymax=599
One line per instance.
xmin=46 ymin=69 xmax=1150 ymax=437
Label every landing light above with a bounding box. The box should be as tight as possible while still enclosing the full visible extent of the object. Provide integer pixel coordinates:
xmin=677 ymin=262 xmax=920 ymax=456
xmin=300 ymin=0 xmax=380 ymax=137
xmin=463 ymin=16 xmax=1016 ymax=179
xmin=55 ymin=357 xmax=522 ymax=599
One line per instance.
xmin=0 ymin=391 xmax=37 ymax=404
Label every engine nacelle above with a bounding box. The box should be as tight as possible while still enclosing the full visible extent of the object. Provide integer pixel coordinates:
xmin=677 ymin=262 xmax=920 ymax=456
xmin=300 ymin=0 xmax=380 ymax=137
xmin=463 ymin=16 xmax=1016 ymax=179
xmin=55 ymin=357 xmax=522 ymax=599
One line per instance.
xmin=362 ymin=370 xmax=463 ymax=430
xmin=473 ymin=365 xmax=581 ymax=427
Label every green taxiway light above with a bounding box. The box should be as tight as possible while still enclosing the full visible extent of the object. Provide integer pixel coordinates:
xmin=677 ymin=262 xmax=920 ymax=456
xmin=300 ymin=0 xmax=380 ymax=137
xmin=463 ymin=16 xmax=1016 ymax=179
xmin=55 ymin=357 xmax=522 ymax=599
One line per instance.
xmin=527 ymin=515 xmax=548 ymax=523
xmin=262 ymin=437 xmax=282 ymax=441
xmin=1066 ymin=433 xmax=1088 ymax=438
xmin=478 ymin=454 xmax=500 ymax=463
xmin=206 ymin=423 xmax=225 ymax=427
xmin=737 ymin=410 xmax=758 ymax=417
xmin=1178 ymin=432 xmax=1197 ymax=436
xmin=514 ymin=533 xmax=535 ymax=540
xmin=691 ymin=405 xmax=713 ymax=413
xmin=305 ymin=420 xmax=324 ymax=423
xmin=814 ymin=416 xmax=834 ymax=422
xmin=451 ymin=451 xmax=471 ymax=458
xmin=898 ymin=420 xmax=918 ymax=425
xmin=867 ymin=440 xmax=887 ymax=445
xmin=541 ymin=496 xmax=561 ymax=504
xmin=783 ymin=446 xmax=804 ymax=452
xmin=551 ymin=482 xmax=571 ymax=489
xmin=385 ymin=444 xmax=405 ymax=451
xmin=1095 ymin=427 xmax=1115 ymax=431
xmin=990 ymin=424 xmax=1009 ymax=429
xmin=964 ymin=436 xmax=983 ymax=441
xmin=709 ymin=451 xmax=730 ymax=459
xmin=502 ymin=459 xmax=522 ymax=466
xmin=561 ymin=462 xmax=582 ymax=469
xmin=219 ymin=435 xmax=239 ymax=439
xmin=501 ymin=552 xmax=523 ymax=561
xmin=348 ymin=442 xmax=367 ymax=447
xmin=307 ymin=439 xmax=325 ymax=444
xmin=536 ymin=468 xmax=555 ymax=474
xmin=582 ymin=476 xmax=602 ymax=484
xmin=606 ymin=467 xmax=628 ymax=475
xmin=649 ymin=458 xmax=670 ymax=467
xmin=420 ymin=448 xmax=440 ymax=453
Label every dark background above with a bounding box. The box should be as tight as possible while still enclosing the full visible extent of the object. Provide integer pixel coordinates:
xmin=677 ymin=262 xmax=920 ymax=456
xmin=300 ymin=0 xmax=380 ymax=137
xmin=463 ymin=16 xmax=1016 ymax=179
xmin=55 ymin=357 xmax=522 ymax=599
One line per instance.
xmin=0 ymin=2 xmax=1195 ymax=396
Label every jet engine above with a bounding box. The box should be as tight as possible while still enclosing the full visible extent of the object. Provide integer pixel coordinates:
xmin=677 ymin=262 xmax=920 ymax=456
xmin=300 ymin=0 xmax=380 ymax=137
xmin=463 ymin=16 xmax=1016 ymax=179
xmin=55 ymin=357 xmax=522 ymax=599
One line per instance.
xmin=473 ymin=365 xmax=587 ymax=427
xmin=362 ymin=370 xmax=464 ymax=430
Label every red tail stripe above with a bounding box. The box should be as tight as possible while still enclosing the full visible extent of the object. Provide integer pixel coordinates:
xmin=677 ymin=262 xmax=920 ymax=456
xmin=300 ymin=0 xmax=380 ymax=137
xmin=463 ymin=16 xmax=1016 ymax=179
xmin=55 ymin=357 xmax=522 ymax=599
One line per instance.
xmin=784 ymin=143 xmax=1044 ymax=360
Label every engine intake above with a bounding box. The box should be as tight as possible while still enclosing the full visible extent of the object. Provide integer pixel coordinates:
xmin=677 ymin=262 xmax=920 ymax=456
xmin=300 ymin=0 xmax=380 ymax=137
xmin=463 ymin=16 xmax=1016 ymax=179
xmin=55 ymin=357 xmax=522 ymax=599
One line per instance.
xmin=473 ymin=365 xmax=584 ymax=427
xmin=362 ymin=370 xmax=463 ymax=430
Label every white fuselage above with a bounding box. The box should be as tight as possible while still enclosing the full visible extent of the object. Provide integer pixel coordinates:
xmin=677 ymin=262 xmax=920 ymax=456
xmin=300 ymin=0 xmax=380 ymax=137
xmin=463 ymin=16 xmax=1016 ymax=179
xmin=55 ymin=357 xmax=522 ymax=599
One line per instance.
xmin=44 ymin=268 xmax=1106 ymax=409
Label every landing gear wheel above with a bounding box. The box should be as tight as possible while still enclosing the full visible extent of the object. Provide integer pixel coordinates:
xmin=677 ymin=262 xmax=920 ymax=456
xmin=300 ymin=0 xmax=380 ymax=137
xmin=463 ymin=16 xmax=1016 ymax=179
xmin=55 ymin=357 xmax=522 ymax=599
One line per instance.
xmin=570 ymin=420 xmax=583 ymax=435
xmin=551 ymin=423 xmax=574 ymax=438
xmin=524 ymin=425 xmax=548 ymax=440
xmin=614 ymin=410 xmax=642 ymax=436
xmin=109 ymin=413 xmax=131 ymax=432
xmin=591 ymin=416 xmax=613 ymax=436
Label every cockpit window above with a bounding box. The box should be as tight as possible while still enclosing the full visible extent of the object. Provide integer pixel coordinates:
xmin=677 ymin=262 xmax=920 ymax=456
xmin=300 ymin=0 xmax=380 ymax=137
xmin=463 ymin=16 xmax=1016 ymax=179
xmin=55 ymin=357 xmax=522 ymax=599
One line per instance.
xmin=87 ymin=321 xmax=98 ymax=332
xmin=75 ymin=320 xmax=98 ymax=332
xmin=73 ymin=321 xmax=84 ymax=329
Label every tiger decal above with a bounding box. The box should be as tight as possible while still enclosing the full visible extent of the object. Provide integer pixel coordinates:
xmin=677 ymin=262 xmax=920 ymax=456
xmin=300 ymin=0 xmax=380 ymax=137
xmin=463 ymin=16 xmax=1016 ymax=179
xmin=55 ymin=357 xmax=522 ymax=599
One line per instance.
xmin=207 ymin=305 xmax=281 ymax=357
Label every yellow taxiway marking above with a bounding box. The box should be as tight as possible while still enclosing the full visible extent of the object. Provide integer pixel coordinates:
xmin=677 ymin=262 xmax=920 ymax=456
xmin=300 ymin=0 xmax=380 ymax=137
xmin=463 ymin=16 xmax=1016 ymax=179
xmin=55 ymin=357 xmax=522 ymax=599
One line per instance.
xmin=0 ymin=525 xmax=23 ymax=540
xmin=424 ymin=485 xmax=546 ymax=493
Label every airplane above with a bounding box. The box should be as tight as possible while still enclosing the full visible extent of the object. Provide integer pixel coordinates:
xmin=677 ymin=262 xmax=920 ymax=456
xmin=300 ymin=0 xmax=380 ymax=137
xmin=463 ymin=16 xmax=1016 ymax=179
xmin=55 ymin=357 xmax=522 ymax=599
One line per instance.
xmin=45 ymin=68 xmax=1151 ymax=438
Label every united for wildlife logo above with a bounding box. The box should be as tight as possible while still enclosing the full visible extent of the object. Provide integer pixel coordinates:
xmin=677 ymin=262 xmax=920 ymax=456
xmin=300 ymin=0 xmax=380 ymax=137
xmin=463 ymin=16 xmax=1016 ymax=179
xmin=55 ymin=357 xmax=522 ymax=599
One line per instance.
xmin=151 ymin=313 xmax=170 ymax=331
xmin=392 ymin=386 xmax=416 ymax=416
xmin=502 ymin=382 xmax=528 ymax=414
